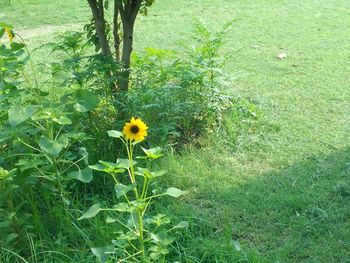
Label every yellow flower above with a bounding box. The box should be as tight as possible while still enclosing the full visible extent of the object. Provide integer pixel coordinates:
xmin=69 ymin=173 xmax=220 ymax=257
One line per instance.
xmin=5 ymin=28 xmax=14 ymax=42
xmin=123 ymin=117 xmax=148 ymax=142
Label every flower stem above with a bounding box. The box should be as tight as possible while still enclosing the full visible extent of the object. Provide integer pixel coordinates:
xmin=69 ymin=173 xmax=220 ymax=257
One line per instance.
xmin=125 ymin=140 xmax=145 ymax=260
xmin=137 ymin=208 xmax=145 ymax=260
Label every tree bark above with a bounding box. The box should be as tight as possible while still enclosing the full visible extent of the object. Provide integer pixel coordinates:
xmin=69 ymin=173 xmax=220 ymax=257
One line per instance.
xmin=116 ymin=0 xmax=142 ymax=91
xmin=87 ymin=0 xmax=111 ymax=56
xmin=116 ymin=21 xmax=133 ymax=91
xmin=113 ymin=0 xmax=121 ymax=60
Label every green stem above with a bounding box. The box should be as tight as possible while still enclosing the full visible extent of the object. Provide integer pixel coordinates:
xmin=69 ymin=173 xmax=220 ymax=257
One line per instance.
xmin=125 ymin=140 xmax=139 ymax=199
xmin=137 ymin=208 xmax=145 ymax=261
xmin=125 ymin=139 xmax=145 ymax=260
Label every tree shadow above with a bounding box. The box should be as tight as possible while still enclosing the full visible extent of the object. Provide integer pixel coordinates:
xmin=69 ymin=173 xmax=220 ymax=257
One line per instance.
xmin=171 ymin=147 xmax=350 ymax=262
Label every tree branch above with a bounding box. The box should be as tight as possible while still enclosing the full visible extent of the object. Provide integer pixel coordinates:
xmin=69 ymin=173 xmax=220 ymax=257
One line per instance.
xmin=130 ymin=0 xmax=142 ymax=23
xmin=115 ymin=0 xmax=126 ymax=21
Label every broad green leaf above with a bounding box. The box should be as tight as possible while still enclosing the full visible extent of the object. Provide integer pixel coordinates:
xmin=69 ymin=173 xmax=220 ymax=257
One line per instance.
xmin=68 ymin=167 xmax=93 ymax=183
xmin=174 ymin=221 xmax=189 ymax=229
xmin=89 ymin=163 xmax=106 ymax=172
xmin=112 ymin=202 xmax=134 ymax=212
xmin=0 ymin=22 xmax=13 ymax=28
xmin=150 ymin=232 xmax=174 ymax=245
xmin=93 ymin=161 xmax=125 ymax=174
xmin=8 ymin=105 xmax=37 ymax=126
xmin=136 ymin=167 xmax=165 ymax=179
xmin=149 ymin=244 xmax=170 ymax=260
xmin=91 ymin=246 xmax=114 ymax=263
xmin=38 ymin=135 xmax=69 ymax=157
xmin=107 ymin=130 xmax=123 ymax=138
xmin=115 ymin=183 xmax=135 ymax=198
xmin=78 ymin=203 xmax=102 ymax=220
xmin=116 ymin=158 xmax=137 ymax=169
xmin=130 ymin=200 xmax=147 ymax=210
xmin=141 ymin=147 xmax=163 ymax=159
xmin=116 ymin=230 xmax=138 ymax=242
xmin=16 ymin=158 xmax=44 ymax=172
xmin=10 ymin=42 xmax=25 ymax=52
xmin=52 ymin=71 xmax=71 ymax=81
xmin=53 ymin=116 xmax=72 ymax=125
xmin=74 ymin=89 xmax=99 ymax=112
xmin=149 ymin=214 xmax=171 ymax=226
xmin=99 ymin=160 xmax=119 ymax=168
xmin=165 ymin=187 xmax=188 ymax=198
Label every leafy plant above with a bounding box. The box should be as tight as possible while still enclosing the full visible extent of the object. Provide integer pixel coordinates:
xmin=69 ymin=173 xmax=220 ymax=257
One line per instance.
xmin=49 ymin=21 xmax=235 ymax=147
xmin=0 ymin=23 xmax=99 ymax=246
xmin=118 ymin=21 xmax=234 ymax=145
xmin=79 ymin=117 xmax=188 ymax=262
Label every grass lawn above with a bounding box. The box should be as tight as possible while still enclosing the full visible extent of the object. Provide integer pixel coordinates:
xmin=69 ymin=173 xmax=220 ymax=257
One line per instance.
xmin=1 ymin=0 xmax=350 ymax=262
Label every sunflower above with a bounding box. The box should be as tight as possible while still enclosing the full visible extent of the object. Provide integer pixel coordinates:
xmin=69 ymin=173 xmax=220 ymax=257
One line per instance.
xmin=123 ymin=117 xmax=148 ymax=142
xmin=5 ymin=28 xmax=14 ymax=42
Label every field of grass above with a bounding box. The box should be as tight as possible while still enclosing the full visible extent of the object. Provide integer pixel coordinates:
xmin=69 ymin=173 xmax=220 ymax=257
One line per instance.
xmin=1 ymin=0 xmax=350 ymax=262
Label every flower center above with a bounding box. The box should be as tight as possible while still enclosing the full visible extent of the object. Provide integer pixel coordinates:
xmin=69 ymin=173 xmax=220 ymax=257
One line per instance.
xmin=130 ymin=125 xmax=139 ymax=134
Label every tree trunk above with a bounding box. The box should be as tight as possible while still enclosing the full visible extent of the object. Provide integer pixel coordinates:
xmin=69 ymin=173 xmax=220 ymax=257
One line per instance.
xmin=118 ymin=21 xmax=134 ymax=91
xmin=116 ymin=0 xmax=142 ymax=91
xmin=87 ymin=0 xmax=111 ymax=56
xmin=113 ymin=1 xmax=121 ymax=60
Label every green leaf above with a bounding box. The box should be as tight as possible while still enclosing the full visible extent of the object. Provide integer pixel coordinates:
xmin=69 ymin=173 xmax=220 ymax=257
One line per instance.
xmin=16 ymin=158 xmax=44 ymax=172
xmin=116 ymin=158 xmax=137 ymax=169
xmin=149 ymin=214 xmax=171 ymax=226
xmin=0 ymin=28 xmax=5 ymax=38
xmin=10 ymin=42 xmax=25 ymax=52
xmin=74 ymin=89 xmax=99 ymax=112
xmin=174 ymin=221 xmax=189 ymax=229
xmin=89 ymin=163 xmax=106 ymax=172
xmin=53 ymin=116 xmax=72 ymax=125
xmin=78 ymin=203 xmax=102 ymax=220
xmin=91 ymin=161 xmax=126 ymax=174
xmin=38 ymin=135 xmax=69 ymax=157
xmin=52 ymin=71 xmax=71 ymax=81
xmin=107 ymin=130 xmax=123 ymax=138
xmin=165 ymin=187 xmax=188 ymax=198
xmin=141 ymin=147 xmax=163 ymax=159
xmin=91 ymin=246 xmax=114 ymax=263
xmin=112 ymin=202 xmax=135 ymax=212
xmin=8 ymin=105 xmax=37 ymax=126
xmin=150 ymin=231 xmax=174 ymax=245
xmin=136 ymin=167 xmax=165 ymax=179
xmin=98 ymin=160 xmax=119 ymax=168
xmin=149 ymin=244 xmax=170 ymax=260
xmin=68 ymin=167 xmax=93 ymax=183
xmin=0 ymin=22 xmax=13 ymax=29
xmin=115 ymin=183 xmax=135 ymax=198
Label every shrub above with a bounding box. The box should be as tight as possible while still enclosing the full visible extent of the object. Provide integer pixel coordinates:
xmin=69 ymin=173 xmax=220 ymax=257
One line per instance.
xmin=0 ymin=23 xmax=98 ymax=248
xmin=47 ymin=21 xmax=234 ymax=147
xmin=118 ymin=21 xmax=234 ymax=146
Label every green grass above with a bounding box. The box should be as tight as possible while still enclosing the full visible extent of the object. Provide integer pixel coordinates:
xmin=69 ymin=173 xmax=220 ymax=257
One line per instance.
xmin=1 ymin=0 xmax=350 ymax=262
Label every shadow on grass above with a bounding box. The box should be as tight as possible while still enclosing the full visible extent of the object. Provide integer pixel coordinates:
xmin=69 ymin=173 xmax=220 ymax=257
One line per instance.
xmin=168 ymin=147 xmax=350 ymax=263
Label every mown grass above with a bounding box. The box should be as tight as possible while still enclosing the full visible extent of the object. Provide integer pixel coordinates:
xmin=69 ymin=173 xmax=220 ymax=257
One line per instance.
xmin=1 ymin=0 xmax=350 ymax=262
